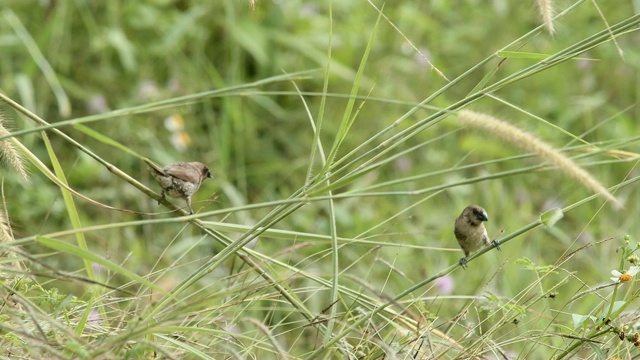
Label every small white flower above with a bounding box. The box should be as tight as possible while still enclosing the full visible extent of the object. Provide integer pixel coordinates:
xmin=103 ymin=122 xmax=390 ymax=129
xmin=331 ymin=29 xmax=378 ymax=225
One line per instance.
xmin=611 ymin=266 xmax=640 ymax=283
xmin=611 ymin=270 xmax=624 ymax=282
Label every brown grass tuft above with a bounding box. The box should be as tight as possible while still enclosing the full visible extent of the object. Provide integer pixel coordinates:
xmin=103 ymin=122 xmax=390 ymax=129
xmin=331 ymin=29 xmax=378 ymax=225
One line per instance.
xmin=458 ymin=110 xmax=620 ymax=207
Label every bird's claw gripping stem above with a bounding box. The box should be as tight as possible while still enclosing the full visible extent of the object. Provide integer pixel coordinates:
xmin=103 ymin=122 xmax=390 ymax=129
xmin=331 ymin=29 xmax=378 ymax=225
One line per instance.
xmin=492 ymin=240 xmax=501 ymax=251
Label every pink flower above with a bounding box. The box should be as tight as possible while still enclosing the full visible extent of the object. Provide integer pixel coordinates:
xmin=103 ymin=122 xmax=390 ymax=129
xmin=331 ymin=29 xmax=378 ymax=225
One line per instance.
xmin=435 ymin=275 xmax=454 ymax=295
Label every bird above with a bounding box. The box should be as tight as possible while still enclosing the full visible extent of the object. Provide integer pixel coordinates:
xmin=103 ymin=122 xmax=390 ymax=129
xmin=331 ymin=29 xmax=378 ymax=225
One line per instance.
xmin=454 ymin=204 xmax=500 ymax=268
xmin=143 ymin=158 xmax=212 ymax=214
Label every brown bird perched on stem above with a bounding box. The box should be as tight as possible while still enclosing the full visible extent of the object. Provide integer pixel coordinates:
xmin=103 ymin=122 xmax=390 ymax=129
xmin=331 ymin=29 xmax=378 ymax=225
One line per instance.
xmin=143 ymin=158 xmax=212 ymax=214
xmin=454 ymin=205 xmax=500 ymax=269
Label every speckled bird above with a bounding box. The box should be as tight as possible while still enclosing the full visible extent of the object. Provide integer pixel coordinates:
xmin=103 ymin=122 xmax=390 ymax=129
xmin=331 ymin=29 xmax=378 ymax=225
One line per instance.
xmin=144 ymin=158 xmax=211 ymax=214
xmin=454 ymin=205 xmax=499 ymax=268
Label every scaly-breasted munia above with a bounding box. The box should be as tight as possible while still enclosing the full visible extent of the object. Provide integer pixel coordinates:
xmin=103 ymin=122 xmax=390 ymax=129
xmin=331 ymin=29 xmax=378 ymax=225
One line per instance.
xmin=144 ymin=158 xmax=211 ymax=214
xmin=454 ymin=205 xmax=500 ymax=268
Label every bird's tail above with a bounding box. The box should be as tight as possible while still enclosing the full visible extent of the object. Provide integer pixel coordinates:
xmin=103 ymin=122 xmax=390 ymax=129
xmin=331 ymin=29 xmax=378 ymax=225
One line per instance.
xmin=143 ymin=158 xmax=166 ymax=176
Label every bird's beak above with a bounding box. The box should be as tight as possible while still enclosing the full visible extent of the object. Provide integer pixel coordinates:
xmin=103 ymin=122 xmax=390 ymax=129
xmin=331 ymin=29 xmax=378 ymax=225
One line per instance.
xmin=480 ymin=211 xmax=488 ymax=222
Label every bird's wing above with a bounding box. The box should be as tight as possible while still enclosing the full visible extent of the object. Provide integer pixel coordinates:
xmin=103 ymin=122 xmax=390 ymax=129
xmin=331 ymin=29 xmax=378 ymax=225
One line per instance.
xmin=143 ymin=158 xmax=167 ymax=176
xmin=163 ymin=163 xmax=199 ymax=182
xmin=454 ymin=227 xmax=466 ymax=242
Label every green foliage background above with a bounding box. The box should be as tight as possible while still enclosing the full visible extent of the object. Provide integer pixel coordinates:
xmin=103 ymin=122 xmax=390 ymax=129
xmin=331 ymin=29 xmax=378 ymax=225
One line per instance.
xmin=1 ymin=0 xmax=639 ymax=359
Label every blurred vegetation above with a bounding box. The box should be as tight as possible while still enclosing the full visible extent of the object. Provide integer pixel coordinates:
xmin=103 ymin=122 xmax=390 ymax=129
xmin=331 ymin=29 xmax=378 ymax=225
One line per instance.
xmin=1 ymin=0 xmax=640 ymax=358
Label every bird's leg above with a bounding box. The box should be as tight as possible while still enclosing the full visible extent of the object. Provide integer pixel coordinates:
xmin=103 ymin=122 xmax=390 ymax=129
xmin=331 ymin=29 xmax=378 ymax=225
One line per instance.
xmin=458 ymin=257 xmax=468 ymax=269
xmin=186 ymin=196 xmax=194 ymax=215
xmin=492 ymin=239 xmax=501 ymax=251
xmin=158 ymin=191 xmax=166 ymax=205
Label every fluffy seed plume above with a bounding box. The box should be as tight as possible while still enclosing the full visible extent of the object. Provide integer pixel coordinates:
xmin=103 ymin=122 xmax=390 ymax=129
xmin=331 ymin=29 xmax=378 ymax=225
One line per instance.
xmin=0 ymin=202 xmax=22 ymax=273
xmin=458 ymin=110 xmax=620 ymax=207
xmin=0 ymin=208 xmax=10 ymax=244
xmin=535 ymin=0 xmax=555 ymax=35
xmin=0 ymin=109 xmax=29 ymax=183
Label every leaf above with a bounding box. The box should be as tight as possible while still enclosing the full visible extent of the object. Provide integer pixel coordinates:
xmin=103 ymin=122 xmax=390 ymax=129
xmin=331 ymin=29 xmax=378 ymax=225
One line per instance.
xmin=516 ymin=257 xmax=558 ymax=274
xmin=612 ymin=301 xmax=626 ymax=313
xmin=515 ymin=257 xmax=535 ymax=268
xmin=572 ymin=313 xmax=596 ymax=329
xmin=587 ymin=342 xmax=606 ymax=360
